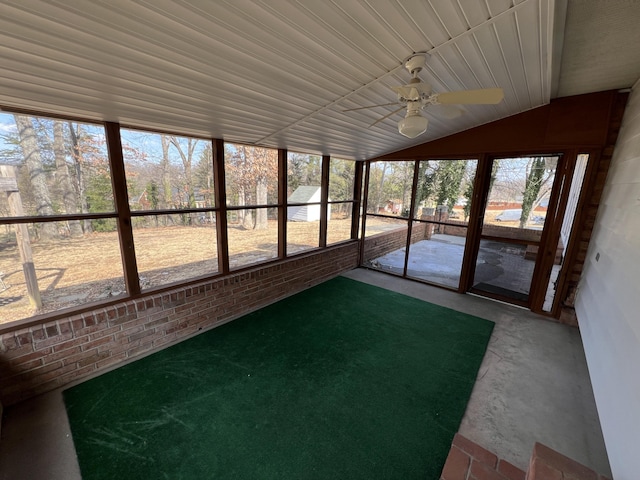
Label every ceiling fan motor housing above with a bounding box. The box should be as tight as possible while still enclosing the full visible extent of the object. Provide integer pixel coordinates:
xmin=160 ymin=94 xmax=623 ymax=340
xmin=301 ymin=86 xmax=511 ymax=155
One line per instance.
xmin=405 ymin=54 xmax=428 ymax=76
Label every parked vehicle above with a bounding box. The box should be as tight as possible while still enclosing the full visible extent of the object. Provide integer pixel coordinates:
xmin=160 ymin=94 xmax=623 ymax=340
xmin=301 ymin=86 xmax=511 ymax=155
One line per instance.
xmin=496 ymin=209 xmax=545 ymax=224
xmin=495 ymin=209 xmax=522 ymax=221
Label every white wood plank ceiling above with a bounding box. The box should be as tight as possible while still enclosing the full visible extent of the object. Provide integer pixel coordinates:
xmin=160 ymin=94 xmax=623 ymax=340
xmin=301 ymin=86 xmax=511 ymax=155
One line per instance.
xmin=0 ymin=0 xmax=638 ymax=160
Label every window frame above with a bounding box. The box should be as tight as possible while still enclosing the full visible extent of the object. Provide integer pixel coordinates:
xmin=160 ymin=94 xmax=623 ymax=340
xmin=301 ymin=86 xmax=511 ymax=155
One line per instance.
xmin=0 ymin=109 xmax=362 ymax=328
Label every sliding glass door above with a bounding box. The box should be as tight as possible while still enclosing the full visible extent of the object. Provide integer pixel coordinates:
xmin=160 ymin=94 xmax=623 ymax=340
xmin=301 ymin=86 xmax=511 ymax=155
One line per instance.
xmin=360 ymin=153 xmax=586 ymax=316
xmin=470 ymin=156 xmax=559 ymax=305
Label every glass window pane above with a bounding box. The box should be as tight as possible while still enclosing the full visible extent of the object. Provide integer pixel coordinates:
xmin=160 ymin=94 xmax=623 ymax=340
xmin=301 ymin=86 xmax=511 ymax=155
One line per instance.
xmin=0 ymin=113 xmax=113 ymax=220
xmin=366 ymin=161 xmax=414 ymax=217
xmin=473 ymin=239 xmax=535 ymax=302
xmin=286 ymin=152 xmax=322 ymax=253
xmin=288 ymin=152 xmax=322 ymax=197
xmin=362 ymin=216 xmax=408 ymax=273
xmin=482 ymin=156 xmax=558 ymax=238
xmin=327 ymin=202 xmax=353 ymax=245
xmin=407 ymin=222 xmax=466 ymax=288
xmin=225 ymin=144 xmax=278 ymax=207
xmin=0 ymin=222 xmax=124 ymax=324
xmin=228 ymin=207 xmax=278 ymax=269
xmin=132 ymin=214 xmax=218 ymax=290
xmin=329 ymin=158 xmax=355 ymax=201
xmin=414 ymin=159 xmax=477 ymax=223
xmin=121 ymin=129 xmax=213 ymax=211
xmin=287 ymin=217 xmax=319 ymax=255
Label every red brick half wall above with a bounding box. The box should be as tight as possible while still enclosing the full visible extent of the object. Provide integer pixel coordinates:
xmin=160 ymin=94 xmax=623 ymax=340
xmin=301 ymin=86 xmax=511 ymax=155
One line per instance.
xmin=0 ymin=242 xmax=359 ymax=405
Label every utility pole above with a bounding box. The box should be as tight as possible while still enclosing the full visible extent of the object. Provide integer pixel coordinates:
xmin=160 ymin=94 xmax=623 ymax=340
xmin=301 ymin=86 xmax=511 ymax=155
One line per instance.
xmin=0 ymin=165 xmax=42 ymax=310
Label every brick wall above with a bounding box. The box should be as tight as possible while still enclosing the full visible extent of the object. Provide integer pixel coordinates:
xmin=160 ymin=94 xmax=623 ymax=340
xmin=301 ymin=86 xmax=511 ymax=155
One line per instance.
xmin=440 ymin=434 xmax=526 ymax=480
xmin=0 ymin=242 xmax=359 ymax=406
xmin=422 ymin=216 xmax=543 ymax=243
xmin=440 ymin=434 xmax=610 ymax=480
xmin=362 ymin=223 xmax=427 ymax=263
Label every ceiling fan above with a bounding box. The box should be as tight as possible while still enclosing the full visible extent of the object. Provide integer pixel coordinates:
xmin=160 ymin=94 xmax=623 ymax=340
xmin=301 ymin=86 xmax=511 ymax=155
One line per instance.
xmin=345 ymin=54 xmax=504 ymax=138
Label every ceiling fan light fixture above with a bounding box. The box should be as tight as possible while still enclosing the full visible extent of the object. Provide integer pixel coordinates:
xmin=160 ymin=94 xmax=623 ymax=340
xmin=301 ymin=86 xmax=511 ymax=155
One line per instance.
xmin=398 ymin=111 xmax=428 ymax=138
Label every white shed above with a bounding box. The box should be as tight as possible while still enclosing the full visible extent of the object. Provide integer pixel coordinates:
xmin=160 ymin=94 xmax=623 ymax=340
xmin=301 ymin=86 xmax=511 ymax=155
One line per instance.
xmin=287 ymin=186 xmax=330 ymax=221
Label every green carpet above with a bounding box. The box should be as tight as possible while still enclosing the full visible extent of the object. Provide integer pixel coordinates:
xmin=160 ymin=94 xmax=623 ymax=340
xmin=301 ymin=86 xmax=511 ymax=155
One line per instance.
xmin=64 ymin=276 xmax=494 ymax=480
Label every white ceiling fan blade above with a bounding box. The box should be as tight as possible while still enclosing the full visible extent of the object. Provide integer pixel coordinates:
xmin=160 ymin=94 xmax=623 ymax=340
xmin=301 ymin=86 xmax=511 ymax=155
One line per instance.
xmin=391 ymin=85 xmax=420 ymax=101
xmin=434 ymin=88 xmax=504 ymax=105
xmin=343 ymin=102 xmax=399 ymax=112
xmin=428 ymin=103 xmax=463 ymax=119
xmin=369 ymin=106 xmax=405 ymax=127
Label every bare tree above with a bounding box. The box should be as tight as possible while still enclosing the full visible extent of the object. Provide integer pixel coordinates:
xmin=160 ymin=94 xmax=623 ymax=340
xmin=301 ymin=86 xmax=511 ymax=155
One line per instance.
xmin=53 ymin=121 xmax=83 ymax=237
xmin=14 ymin=115 xmax=58 ymax=240
xmin=226 ymin=145 xmax=277 ymax=230
xmin=519 ymin=157 xmax=553 ymax=228
xmin=160 ymin=135 xmax=172 ymax=209
xmin=68 ymin=122 xmax=92 ymax=233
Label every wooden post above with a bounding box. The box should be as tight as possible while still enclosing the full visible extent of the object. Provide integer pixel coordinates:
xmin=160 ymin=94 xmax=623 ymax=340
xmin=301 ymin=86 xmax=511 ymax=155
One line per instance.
xmin=0 ymin=165 xmax=42 ymax=310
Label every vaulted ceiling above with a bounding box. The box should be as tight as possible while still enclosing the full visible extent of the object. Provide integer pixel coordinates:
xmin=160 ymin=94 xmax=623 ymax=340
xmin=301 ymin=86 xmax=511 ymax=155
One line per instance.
xmin=1 ymin=0 xmax=639 ymax=160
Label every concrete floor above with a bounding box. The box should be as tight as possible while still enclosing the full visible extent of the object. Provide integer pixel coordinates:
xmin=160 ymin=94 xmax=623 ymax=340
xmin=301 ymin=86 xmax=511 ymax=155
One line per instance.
xmin=0 ymin=268 xmax=611 ymax=479
xmin=369 ymin=234 xmax=553 ymax=302
xmin=343 ymin=269 xmax=611 ymax=476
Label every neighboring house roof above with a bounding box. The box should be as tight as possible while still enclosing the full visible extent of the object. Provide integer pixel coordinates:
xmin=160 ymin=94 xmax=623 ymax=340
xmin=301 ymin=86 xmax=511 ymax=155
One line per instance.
xmin=288 ymin=186 xmax=322 ymax=203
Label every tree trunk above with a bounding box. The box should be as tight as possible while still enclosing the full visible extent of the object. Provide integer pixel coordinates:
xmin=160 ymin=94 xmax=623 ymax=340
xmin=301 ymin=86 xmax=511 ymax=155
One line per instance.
xmin=161 ymin=135 xmax=172 ymax=209
xmin=241 ymin=183 xmax=253 ymax=229
xmin=519 ymin=157 xmax=546 ymax=228
xmin=53 ymin=121 xmax=83 ymax=237
xmin=255 ymin=179 xmax=268 ymax=229
xmin=376 ymin=162 xmax=388 ymax=213
xmin=236 ymin=185 xmax=245 ymax=226
xmin=14 ymin=115 xmax=58 ymax=240
xmin=68 ymin=122 xmax=92 ymax=233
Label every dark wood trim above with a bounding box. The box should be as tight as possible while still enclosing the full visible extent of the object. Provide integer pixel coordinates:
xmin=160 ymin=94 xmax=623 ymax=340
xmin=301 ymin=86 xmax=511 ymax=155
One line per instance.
xmin=225 ymin=203 xmax=279 ymax=210
xmin=212 ymin=138 xmax=230 ymax=275
xmin=460 ymin=154 xmax=491 ymax=292
xmin=0 ymin=104 xmax=105 ymax=127
xmin=548 ymin=151 xmax=578 ymax=316
xmin=351 ymin=161 xmax=363 ymax=240
xmin=402 ymin=160 xmax=421 ymax=277
xmin=407 ymin=160 xmax=420 ymax=222
xmin=278 ymin=149 xmax=287 ymax=258
xmin=469 ymin=286 xmax=529 ymax=308
xmin=358 ymin=162 xmax=371 ymax=266
xmin=529 ymin=151 xmax=576 ymax=315
xmin=104 ymin=122 xmax=140 ymax=296
xmin=553 ymin=148 xmax=602 ymax=315
xmin=319 ymin=155 xmax=330 ymax=248
xmin=372 ymin=91 xmax=620 ymax=161
xmin=0 ymin=212 xmax=116 ymax=225
xmin=365 ymin=212 xmax=412 ymax=221
xmin=129 ymin=208 xmax=218 ymax=216
xmin=411 ymin=217 xmax=469 ymax=228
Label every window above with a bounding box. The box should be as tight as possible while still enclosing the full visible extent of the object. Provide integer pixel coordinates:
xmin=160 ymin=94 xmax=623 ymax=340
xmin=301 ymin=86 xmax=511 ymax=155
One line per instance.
xmin=0 ymin=110 xmax=359 ymax=326
xmin=0 ymin=113 xmax=122 ymax=322
xmin=366 ymin=161 xmax=414 ymax=217
xmin=327 ymin=158 xmax=356 ymax=245
xmin=225 ymin=144 xmax=279 ymax=268
xmin=287 ymin=152 xmax=322 ymax=254
xmin=122 ymin=129 xmax=218 ymax=290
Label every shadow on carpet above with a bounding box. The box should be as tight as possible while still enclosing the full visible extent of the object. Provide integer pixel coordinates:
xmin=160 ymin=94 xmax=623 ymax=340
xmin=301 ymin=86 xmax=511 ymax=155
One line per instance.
xmin=64 ymin=276 xmax=494 ymax=480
